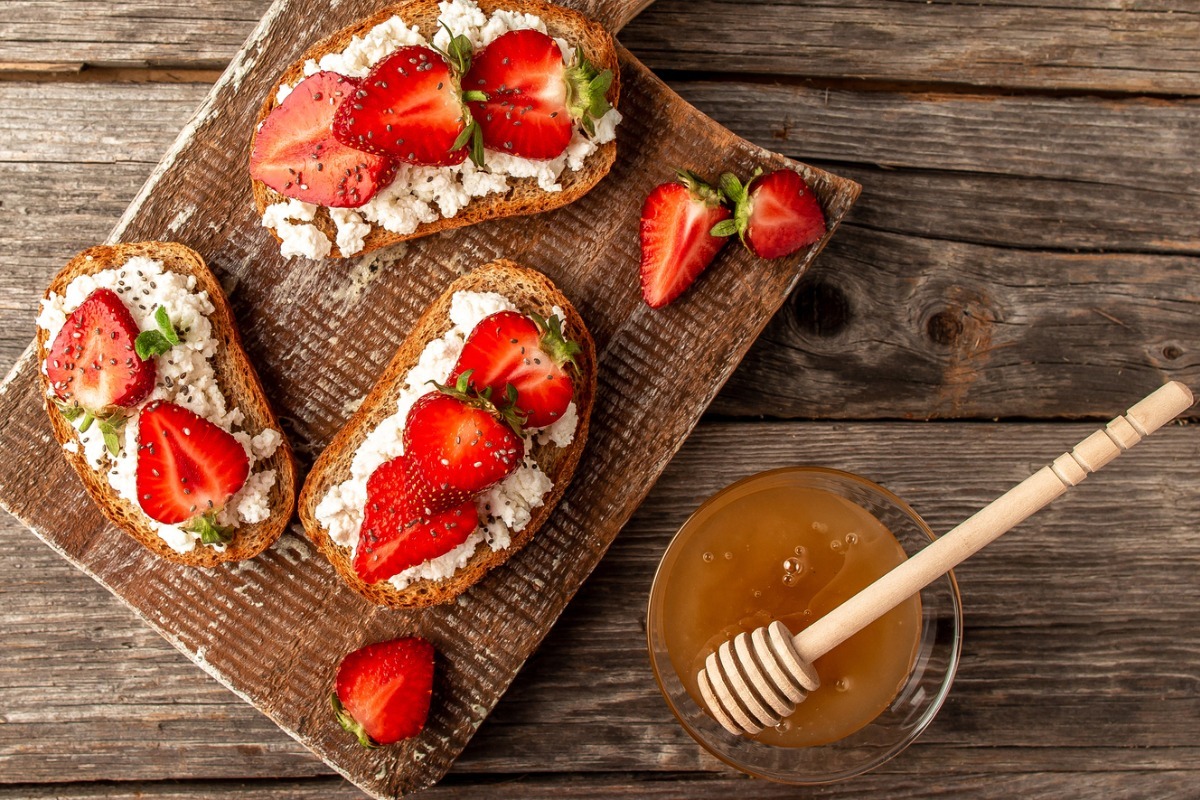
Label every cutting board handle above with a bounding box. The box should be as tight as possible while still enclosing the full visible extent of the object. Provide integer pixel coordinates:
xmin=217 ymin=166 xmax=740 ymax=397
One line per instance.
xmin=566 ymin=0 xmax=658 ymax=33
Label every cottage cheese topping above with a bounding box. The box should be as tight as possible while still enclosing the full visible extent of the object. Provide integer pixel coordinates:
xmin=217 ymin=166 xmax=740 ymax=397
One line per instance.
xmin=262 ymin=0 xmax=623 ymax=259
xmin=36 ymin=257 xmax=283 ymax=553
xmin=313 ymin=290 xmax=579 ymax=589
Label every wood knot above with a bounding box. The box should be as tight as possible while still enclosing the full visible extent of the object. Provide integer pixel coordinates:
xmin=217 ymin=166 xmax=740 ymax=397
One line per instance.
xmin=793 ymin=279 xmax=851 ymax=338
xmin=926 ymin=309 xmax=965 ymax=346
xmin=1162 ymin=343 xmax=1184 ymax=361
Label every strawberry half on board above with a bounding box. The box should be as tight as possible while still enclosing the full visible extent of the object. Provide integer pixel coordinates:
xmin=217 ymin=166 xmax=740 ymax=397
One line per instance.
xmin=714 ymin=168 xmax=827 ymax=259
xmin=251 ymin=71 xmax=397 ymax=208
xmin=332 ymin=36 xmax=486 ymax=167
xmin=353 ymin=455 xmax=478 ymax=584
xmin=465 ymin=29 xmax=613 ymax=160
xmin=402 ymin=377 xmax=525 ymax=515
xmin=46 ymin=288 xmax=156 ymax=428
xmin=135 ymin=401 xmax=250 ymax=540
xmin=332 ymin=637 xmax=435 ymax=747
xmin=450 ymin=311 xmax=580 ymax=429
xmin=639 ymin=170 xmax=732 ymax=309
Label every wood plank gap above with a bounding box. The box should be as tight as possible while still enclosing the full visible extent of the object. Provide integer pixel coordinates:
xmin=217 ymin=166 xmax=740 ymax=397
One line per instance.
xmin=0 ymin=66 xmax=224 ymax=84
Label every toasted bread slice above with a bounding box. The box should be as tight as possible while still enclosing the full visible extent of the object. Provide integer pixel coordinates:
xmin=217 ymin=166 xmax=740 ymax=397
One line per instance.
xmin=35 ymin=242 xmax=298 ymax=567
xmin=251 ymin=0 xmax=620 ymax=259
xmin=298 ymin=260 xmax=595 ymax=607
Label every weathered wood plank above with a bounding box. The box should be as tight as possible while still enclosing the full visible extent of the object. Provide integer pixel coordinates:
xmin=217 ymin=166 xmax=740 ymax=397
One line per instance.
xmin=3 ymin=0 xmax=1200 ymax=94
xmin=3 ymin=82 xmax=1197 ymax=421
xmin=3 ymin=421 xmax=1197 ymax=782
xmin=3 ymin=770 xmax=1199 ymax=799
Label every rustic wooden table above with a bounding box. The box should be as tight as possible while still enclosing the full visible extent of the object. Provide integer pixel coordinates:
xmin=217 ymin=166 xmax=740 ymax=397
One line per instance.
xmin=1 ymin=1 xmax=1197 ymax=798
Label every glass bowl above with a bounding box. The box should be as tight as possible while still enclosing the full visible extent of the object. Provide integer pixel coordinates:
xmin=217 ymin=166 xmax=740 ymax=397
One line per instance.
xmin=646 ymin=466 xmax=962 ymax=784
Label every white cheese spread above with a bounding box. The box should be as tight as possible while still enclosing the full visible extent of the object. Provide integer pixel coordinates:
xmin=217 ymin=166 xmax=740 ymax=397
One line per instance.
xmin=36 ymin=257 xmax=283 ymax=553
xmin=313 ymin=290 xmax=578 ymax=589
xmin=262 ymin=0 xmax=623 ymax=259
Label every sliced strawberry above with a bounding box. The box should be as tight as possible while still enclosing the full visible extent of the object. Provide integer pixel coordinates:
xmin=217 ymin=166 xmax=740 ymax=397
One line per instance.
xmin=402 ymin=380 xmax=525 ymax=515
xmin=639 ymin=170 xmax=732 ymax=308
xmin=333 ymin=46 xmax=475 ymax=167
xmin=135 ymin=401 xmax=249 ymax=526
xmin=46 ymin=288 xmax=156 ymax=416
xmin=251 ymin=71 xmax=397 ymax=208
xmin=353 ymin=455 xmax=478 ymax=584
xmin=465 ymin=29 xmax=613 ymax=160
xmin=717 ymin=168 xmax=827 ymax=259
xmin=450 ymin=311 xmax=580 ymax=429
xmin=332 ymin=637 xmax=435 ymax=747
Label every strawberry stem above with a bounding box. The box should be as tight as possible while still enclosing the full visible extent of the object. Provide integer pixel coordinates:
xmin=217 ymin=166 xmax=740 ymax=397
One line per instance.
xmin=564 ymin=48 xmax=613 ymax=136
xmin=183 ymin=511 xmax=234 ymax=545
xmin=531 ymin=313 xmax=581 ymax=371
xmin=330 ymin=692 xmax=379 ymax=749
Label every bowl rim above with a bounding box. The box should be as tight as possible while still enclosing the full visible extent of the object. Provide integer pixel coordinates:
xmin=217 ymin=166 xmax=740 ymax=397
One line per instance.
xmin=645 ymin=465 xmax=964 ymax=784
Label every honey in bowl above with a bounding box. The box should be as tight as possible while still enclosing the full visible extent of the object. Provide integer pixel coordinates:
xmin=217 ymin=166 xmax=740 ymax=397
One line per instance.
xmin=661 ymin=481 xmax=921 ymax=747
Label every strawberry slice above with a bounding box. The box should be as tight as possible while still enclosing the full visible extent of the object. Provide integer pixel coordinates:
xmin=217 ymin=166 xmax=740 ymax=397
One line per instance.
xmin=465 ymin=29 xmax=613 ymax=160
xmin=332 ymin=45 xmax=478 ymax=167
xmin=135 ymin=401 xmax=249 ymax=528
xmin=716 ymin=168 xmax=827 ymax=259
xmin=332 ymin=637 xmax=435 ymax=747
xmin=353 ymin=455 xmax=478 ymax=584
xmin=251 ymin=71 xmax=397 ymax=208
xmin=46 ymin=288 xmax=156 ymax=416
xmin=639 ymin=170 xmax=732 ymax=308
xmin=402 ymin=379 xmax=525 ymax=515
xmin=450 ymin=311 xmax=580 ymax=429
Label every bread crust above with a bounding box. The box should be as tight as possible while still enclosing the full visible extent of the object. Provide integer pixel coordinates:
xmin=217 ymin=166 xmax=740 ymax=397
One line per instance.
xmin=298 ymin=260 xmax=595 ymax=608
xmin=250 ymin=0 xmax=621 ymax=259
xmin=35 ymin=242 xmax=298 ymax=567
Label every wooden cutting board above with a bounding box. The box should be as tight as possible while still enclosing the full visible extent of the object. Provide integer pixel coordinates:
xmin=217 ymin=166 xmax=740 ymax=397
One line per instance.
xmin=0 ymin=0 xmax=859 ymax=796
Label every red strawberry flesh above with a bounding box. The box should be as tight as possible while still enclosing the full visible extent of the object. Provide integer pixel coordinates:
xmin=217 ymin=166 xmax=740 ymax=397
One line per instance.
xmin=251 ymin=71 xmax=397 ymax=207
xmin=332 ymin=47 xmax=470 ymax=166
xmin=465 ymin=30 xmax=573 ymax=160
xmin=354 ymin=455 xmax=478 ymax=584
xmin=333 ymin=637 xmax=434 ymax=746
xmin=639 ymin=176 xmax=731 ymax=309
xmin=136 ymin=401 xmax=250 ymax=525
xmin=745 ymin=169 xmax=827 ymax=259
xmin=450 ymin=311 xmax=576 ymax=429
xmin=402 ymin=390 xmax=525 ymax=515
xmin=46 ymin=288 xmax=156 ymax=414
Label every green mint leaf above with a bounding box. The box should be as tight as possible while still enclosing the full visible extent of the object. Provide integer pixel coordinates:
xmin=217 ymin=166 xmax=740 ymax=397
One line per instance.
xmin=154 ymin=306 xmax=180 ymax=346
xmin=134 ymin=330 xmax=169 ymax=360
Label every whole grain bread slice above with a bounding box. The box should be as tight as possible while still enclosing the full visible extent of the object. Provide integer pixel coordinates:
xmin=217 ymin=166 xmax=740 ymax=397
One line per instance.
xmin=298 ymin=260 xmax=595 ymax=608
xmin=251 ymin=0 xmax=620 ymax=259
xmin=35 ymin=242 xmax=298 ymax=567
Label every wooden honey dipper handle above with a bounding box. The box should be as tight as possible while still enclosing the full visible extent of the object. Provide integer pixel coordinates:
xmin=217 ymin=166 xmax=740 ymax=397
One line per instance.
xmin=790 ymin=381 xmax=1194 ymax=665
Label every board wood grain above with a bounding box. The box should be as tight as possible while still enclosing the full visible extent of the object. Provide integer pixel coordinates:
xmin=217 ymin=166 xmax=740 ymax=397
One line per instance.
xmin=0 ymin=0 xmax=858 ymax=795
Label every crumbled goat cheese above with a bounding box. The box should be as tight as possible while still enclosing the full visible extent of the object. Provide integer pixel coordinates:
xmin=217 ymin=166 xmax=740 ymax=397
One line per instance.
xmin=262 ymin=0 xmax=622 ymax=258
xmin=36 ymin=258 xmax=283 ymax=553
xmin=313 ymin=290 xmax=578 ymax=589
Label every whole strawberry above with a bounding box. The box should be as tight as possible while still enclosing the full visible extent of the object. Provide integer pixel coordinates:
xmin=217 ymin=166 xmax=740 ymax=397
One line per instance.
xmin=402 ymin=374 xmax=525 ymax=515
xmin=332 ymin=637 xmax=435 ymax=747
xmin=639 ymin=170 xmax=732 ymax=308
xmin=713 ymin=168 xmax=826 ymax=259
xmin=450 ymin=311 xmax=580 ymax=429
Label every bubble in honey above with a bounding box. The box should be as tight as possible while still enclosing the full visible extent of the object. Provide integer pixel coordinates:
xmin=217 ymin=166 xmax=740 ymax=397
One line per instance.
xmin=702 ymin=551 xmax=714 ymax=563
xmin=774 ymin=719 xmax=793 ymax=733
xmin=782 ymin=573 xmax=796 ymax=587
xmin=793 ymin=545 xmax=806 ymax=557
xmin=723 ymin=551 xmax=734 ymax=560
xmin=802 ymin=608 xmax=813 ymax=617
xmin=830 ymin=539 xmax=843 ymax=552
xmin=835 ymin=678 xmax=851 ymax=693
xmin=752 ymin=590 xmax=762 ymax=600
xmin=782 ymin=557 xmax=802 ymax=573
xmin=845 ymin=532 xmax=859 ymax=546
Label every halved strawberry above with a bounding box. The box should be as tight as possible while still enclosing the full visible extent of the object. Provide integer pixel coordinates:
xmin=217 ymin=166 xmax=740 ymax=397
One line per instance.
xmin=465 ymin=29 xmax=613 ymax=160
xmin=402 ymin=379 xmax=525 ymax=515
xmin=450 ymin=311 xmax=580 ymax=429
xmin=251 ymin=71 xmax=397 ymax=208
xmin=332 ymin=637 xmax=435 ymax=747
xmin=716 ymin=168 xmax=827 ymax=259
xmin=639 ymin=170 xmax=732 ymax=308
xmin=354 ymin=455 xmax=478 ymax=584
xmin=333 ymin=43 xmax=481 ymax=167
xmin=135 ymin=401 xmax=249 ymax=532
xmin=46 ymin=288 xmax=156 ymax=417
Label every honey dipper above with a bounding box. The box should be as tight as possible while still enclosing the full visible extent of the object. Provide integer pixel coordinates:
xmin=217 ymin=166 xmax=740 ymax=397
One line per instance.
xmin=697 ymin=381 xmax=1194 ymax=736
